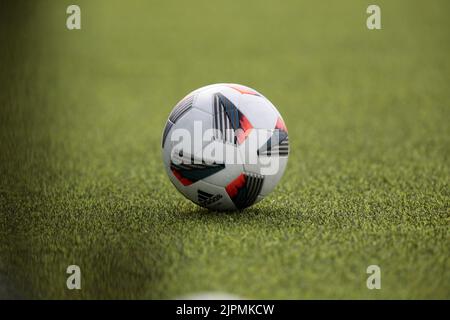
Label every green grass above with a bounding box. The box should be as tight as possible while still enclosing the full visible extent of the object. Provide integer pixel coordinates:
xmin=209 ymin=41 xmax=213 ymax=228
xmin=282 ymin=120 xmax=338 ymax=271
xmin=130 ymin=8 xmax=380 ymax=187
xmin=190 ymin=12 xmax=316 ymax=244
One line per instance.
xmin=0 ymin=0 xmax=449 ymax=299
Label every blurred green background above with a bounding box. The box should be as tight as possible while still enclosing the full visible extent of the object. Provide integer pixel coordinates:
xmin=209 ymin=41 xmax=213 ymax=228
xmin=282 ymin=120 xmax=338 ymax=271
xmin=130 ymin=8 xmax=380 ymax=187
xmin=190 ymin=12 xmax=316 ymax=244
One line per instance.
xmin=0 ymin=0 xmax=449 ymax=299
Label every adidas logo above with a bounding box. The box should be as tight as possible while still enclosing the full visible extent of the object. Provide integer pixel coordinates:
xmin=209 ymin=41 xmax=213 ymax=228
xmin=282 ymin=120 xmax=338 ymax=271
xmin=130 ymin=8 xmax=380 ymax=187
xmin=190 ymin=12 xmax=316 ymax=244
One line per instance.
xmin=197 ymin=190 xmax=223 ymax=206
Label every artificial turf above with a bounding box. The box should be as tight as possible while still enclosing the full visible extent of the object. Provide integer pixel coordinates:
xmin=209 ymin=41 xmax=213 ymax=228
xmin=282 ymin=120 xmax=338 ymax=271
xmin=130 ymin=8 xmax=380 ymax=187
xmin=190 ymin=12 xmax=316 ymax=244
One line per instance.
xmin=0 ymin=0 xmax=449 ymax=299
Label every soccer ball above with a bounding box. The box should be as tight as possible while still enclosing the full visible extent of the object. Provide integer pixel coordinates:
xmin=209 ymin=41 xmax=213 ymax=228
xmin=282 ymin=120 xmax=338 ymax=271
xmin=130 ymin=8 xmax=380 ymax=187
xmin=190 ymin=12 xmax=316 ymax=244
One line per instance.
xmin=161 ymin=83 xmax=289 ymax=211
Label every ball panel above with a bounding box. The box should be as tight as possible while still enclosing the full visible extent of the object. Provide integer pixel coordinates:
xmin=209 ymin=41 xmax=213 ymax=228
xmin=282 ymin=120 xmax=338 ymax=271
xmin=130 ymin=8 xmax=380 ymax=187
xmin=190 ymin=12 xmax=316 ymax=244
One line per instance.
xmin=194 ymin=180 xmax=237 ymax=211
xmin=161 ymin=119 xmax=174 ymax=148
xmin=168 ymin=94 xmax=194 ymax=123
xmin=236 ymin=128 xmax=288 ymax=173
xmin=192 ymin=84 xmax=240 ymax=115
xmin=163 ymin=161 xmax=235 ymax=211
xmin=192 ymin=86 xmax=215 ymax=115
xmin=162 ymin=107 xmax=215 ymax=191
xmin=257 ymin=157 xmax=288 ymax=197
xmin=224 ymin=172 xmax=265 ymax=210
xmin=237 ymin=94 xmax=278 ymax=129
xmin=202 ymin=141 xmax=244 ymax=187
xmin=162 ymin=107 xmax=213 ymax=156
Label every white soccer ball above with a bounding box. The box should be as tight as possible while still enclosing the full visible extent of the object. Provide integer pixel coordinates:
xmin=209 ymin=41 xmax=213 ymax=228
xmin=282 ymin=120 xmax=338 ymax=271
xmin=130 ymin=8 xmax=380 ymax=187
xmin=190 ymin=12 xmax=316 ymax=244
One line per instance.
xmin=161 ymin=83 xmax=289 ymax=211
